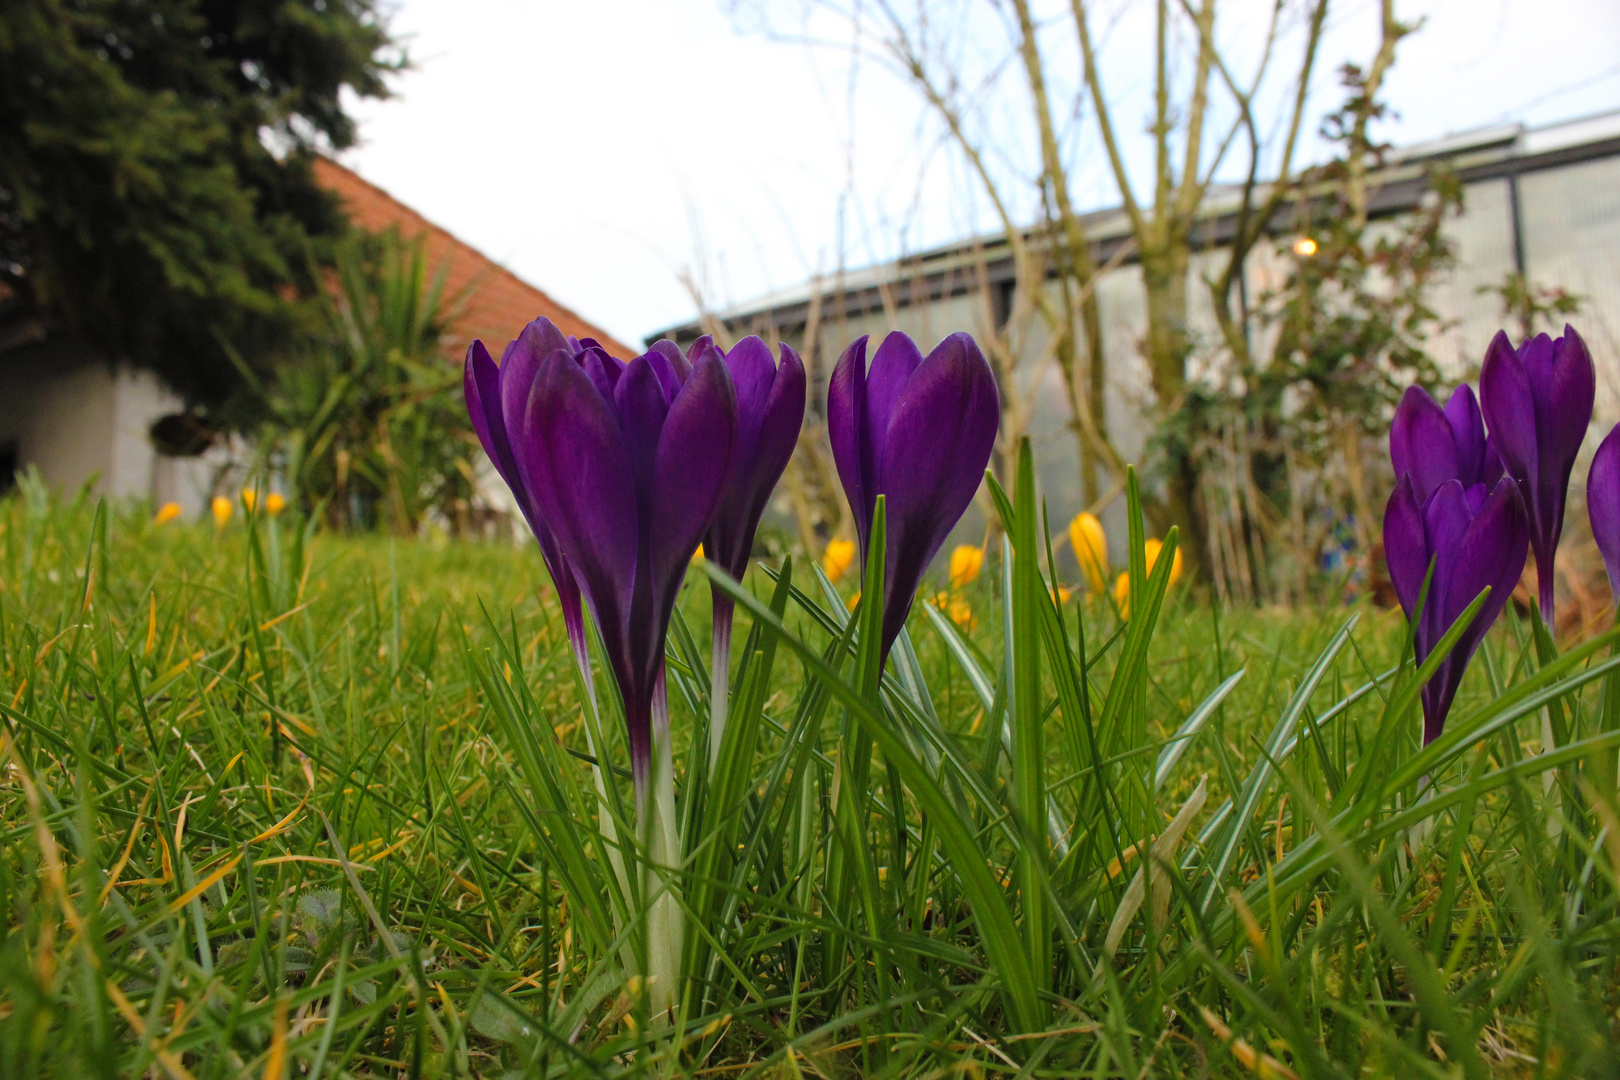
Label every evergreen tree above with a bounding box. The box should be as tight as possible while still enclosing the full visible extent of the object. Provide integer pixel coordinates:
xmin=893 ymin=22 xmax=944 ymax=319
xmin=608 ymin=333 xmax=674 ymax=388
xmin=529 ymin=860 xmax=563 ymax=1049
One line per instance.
xmin=0 ymin=0 xmax=397 ymax=409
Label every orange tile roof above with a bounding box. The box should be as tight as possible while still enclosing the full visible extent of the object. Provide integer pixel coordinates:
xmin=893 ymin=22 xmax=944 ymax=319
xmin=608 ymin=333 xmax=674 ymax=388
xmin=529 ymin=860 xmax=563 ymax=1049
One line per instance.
xmin=313 ymin=157 xmax=635 ymax=359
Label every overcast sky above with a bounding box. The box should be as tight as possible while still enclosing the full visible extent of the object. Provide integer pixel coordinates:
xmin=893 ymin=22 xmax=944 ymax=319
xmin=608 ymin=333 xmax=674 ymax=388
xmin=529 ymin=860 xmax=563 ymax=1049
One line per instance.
xmin=339 ymin=0 xmax=1620 ymax=349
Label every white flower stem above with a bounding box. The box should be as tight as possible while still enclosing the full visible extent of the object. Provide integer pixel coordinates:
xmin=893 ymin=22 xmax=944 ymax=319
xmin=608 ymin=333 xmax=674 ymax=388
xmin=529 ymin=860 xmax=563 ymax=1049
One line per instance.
xmin=644 ymin=670 xmax=683 ymax=1025
xmin=567 ymin=622 xmax=631 ymax=903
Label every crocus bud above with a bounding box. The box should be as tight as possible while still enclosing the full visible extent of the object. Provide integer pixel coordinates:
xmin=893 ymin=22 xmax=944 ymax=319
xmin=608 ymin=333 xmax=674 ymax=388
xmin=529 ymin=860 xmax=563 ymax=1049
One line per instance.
xmin=465 ymin=319 xmax=589 ymax=682
xmin=1383 ymin=475 xmax=1530 ymax=743
xmin=1390 ymin=384 xmax=1502 ymax=504
xmin=828 ymin=331 xmax=1000 ymax=664
xmin=517 ymin=336 xmax=737 ymax=789
xmin=1479 ymin=326 xmax=1595 ymax=625
xmin=1143 ymin=537 xmax=1183 ymax=588
xmin=699 ymin=336 xmax=806 ymax=588
xmin=1112 ymin=537 xmax=1180 ymax=617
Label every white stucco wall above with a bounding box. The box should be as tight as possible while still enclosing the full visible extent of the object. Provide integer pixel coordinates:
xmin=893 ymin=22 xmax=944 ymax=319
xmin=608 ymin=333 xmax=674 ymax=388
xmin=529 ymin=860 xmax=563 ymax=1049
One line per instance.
xmin=0 ymin=343 xmax=218 ymax=516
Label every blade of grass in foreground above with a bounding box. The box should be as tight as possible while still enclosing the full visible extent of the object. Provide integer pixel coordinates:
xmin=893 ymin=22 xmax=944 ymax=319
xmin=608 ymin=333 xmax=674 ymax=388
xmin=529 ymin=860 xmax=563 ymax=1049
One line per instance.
xmin=994 ymin=439 xmax=1050 ymax=993
xmin=699 ymin=547 xmax=1045 ymax=1034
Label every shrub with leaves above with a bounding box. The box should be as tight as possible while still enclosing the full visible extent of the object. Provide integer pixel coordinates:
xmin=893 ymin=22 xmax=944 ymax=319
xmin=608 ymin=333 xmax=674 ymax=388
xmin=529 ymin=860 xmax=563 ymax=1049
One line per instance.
xmin=241 ymin=229 xmax=479 ymax=534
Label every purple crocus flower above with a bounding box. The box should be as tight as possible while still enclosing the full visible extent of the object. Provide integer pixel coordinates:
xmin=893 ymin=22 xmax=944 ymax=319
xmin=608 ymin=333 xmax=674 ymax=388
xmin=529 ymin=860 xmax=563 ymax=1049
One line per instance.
xmin=828 ymin=331 xmax=1000 ymax=664
xmin=1383 ymin=475 xmax=1530 ymax=744
xmin=1588 ymin=423 xmax=1620 ymax=603
xmin=465 ymin=318 xmax=589 ymax=684
xmin=1390 ymin=384 xmax=1502 ymax=503
xmin=686 ymin=334 xmax=806 ymax=764
xmin=1479 ymin=325 xmax=1595 ymax=626
xmin=517 ymin=334 xmax=738 ymax=796
xmin=697 ymin=335 xmax=806 ymax=592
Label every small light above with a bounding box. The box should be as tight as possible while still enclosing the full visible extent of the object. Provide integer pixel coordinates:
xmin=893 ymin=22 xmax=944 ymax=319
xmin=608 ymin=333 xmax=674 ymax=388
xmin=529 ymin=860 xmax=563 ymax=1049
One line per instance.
xmin=1293 ymin=237 xmax=1318 ymax=257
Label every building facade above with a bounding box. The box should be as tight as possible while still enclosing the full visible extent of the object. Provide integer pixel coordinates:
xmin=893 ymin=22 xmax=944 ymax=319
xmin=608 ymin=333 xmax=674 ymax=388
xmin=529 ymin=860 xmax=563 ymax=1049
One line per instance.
xmin=651 ymin=111 xmax=1620 ymax=567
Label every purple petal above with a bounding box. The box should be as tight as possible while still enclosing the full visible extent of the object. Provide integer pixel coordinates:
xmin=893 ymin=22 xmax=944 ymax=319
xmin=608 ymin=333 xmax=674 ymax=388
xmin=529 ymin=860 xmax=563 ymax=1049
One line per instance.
xmin=757 ymin=343 xmax=808 ymax=487
xmin=706 ymin=339 xmax=804 ymax=579
xmin=1589 ymin=423 xmax=1620 ymax=599
xmin=614 ymin=357 xmax=671 ymax=543
xmin=828 ymin=335 xmax=873 ymax=551
xmin=1444 ymin=384 xmax=1490 ymax=487
xmin=467 ymin=338 xmax=584 ymax=630
xmin=513 ymin=317 xmax=572 ymax=364
xmin=643 ymin=347 xmax=685 ymax=402
xmin=647 ymin=338 xmax=689 ymax=382
xmin=865 ymin=333 xmax=926 ymax=484
xmin=498 ymin=343 xmax=549 ymax=489
xmin=650 ymin=353 xmax=737 ymax=621
xmin=1482 ymin=478 xmax=1531 ymax=626
xmin=1382 ymin=475 xmax=1428 ymax=623
xmin=876 ymin=332 xmax=999 ymax=655
xmin=1517 ymin=332 xmax=1557 ymax=385
xmin=1391 ymin=385 xmax=1460 ymax=502
xmin=728 ymin=337 xmax=778 ymax=436
xmin=1422 ymin=481 xmax=1475 ymax=643
xmin=580 ymin=346 xmax=624 ymax=405
xmin=1481 ymin=434 xmax=1505 ymax=490
xmin=1480 ymin=330 xmax=1538 ymax=485
xmin=519 ymin=352 xmax=640 ymax=671
xmin=1544 ymin=326 xmax=1596 ymax=478
xmin=466 ymin=341 xmax=512 ymax=491
xmin=1443 ymin=479 xmax=1528 ymax=632
xmin=1422 ymin=477 xmax=1529 ymax=743
xmin=686 ymin=336 xmax=721 ymax=372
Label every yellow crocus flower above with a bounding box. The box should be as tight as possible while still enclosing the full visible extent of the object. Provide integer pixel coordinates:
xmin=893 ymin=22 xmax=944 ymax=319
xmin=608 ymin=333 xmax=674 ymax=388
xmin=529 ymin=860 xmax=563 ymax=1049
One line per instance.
xmin=1114 ymin=537 xmax=1184 ymax=617
xmin=1070 ymin=512 xmax=1107 ymax=594
xmin=1143 ymin=537 xmax=1184 ymax=588
xmin=240 ymin=486 xmax=257 ymax=512
xmin=1113 ymin=571 xmax=1131 ymax=615
xmin=266 ymin=492 xmax=287 ymax=515
xmin=948 ymin=544 xmax=983 ymax=589
xmin=211 ymin=496 xmax=233 ymax=529
xmin=823 ymin=538 xmax=856 ymax=583
xmin=930 ymin=590 xmax=978 ymax=631
xmin=153 ymin=502 xmax=182 ymax=526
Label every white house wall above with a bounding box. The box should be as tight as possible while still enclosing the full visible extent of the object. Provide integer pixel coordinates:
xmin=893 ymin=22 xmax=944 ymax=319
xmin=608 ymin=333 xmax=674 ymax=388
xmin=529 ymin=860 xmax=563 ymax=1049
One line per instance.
xmin=0 ymin=343 xmax=216 ymax=514
xmin=1520 ymin=156 xmax=1620 ymax=420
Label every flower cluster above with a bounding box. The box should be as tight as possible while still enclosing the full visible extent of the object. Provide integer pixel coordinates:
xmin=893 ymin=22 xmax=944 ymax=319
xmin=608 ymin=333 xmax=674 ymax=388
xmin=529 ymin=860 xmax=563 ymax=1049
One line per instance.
xmin=1063 ymin=510 xmax=1182 ymax=615
xmin=465 ymin=319 xmax=1000 ymax=788
xmin=1384 ymin=325 xmax=1607 ymax=744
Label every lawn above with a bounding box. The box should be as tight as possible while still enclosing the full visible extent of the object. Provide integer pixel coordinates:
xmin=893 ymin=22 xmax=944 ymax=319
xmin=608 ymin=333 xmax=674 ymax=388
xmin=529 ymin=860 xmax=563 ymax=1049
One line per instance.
xmin=1 ymin=475 xmax=1617 ymax=1077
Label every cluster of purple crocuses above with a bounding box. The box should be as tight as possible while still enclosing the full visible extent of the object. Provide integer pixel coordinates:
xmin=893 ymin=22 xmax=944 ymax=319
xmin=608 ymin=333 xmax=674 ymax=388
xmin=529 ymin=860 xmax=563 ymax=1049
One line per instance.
xmin=464 ymin=316 xmax=997 ymax=828
xmin=1386 ymin=324 xmax=1620 ymax=745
